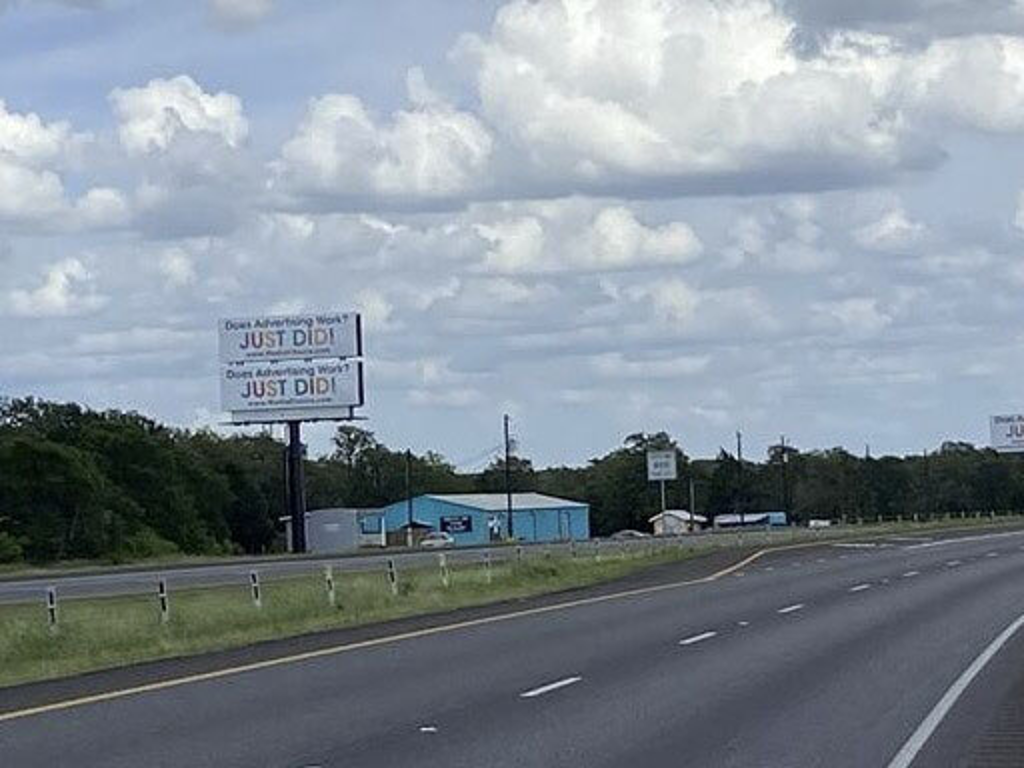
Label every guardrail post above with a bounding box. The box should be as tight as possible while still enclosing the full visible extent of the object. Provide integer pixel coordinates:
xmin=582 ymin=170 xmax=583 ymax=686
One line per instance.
xmin=515 ymin=545 xmax=523 ymax=564
xmin=484 ymin=551 xmax=493 ymax=584
xmin=439 ymin=553 xmax=450 ymax=588
xmin=157 ymin=577 xmax=170 ymax=624
xmin=387 ymin=558 xmax=399 ymax=596
xmin=45 ymin=586 xmax=58 ymax=634
xmin=325 ymin=565 xmax=336 ymax=607
xmin=249 ymin=570 xmax=262 ymax=609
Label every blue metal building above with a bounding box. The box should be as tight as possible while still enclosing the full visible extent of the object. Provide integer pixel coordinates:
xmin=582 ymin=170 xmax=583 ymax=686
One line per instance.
xmin=366 ymin=493 xmax=590 ymax=546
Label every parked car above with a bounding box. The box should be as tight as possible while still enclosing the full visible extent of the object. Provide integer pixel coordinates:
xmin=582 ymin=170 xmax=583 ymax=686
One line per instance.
xmin=420 ymin=531 xmax=455 ymax=549
xmin=609 ymin=529 xmax=651 ymax=540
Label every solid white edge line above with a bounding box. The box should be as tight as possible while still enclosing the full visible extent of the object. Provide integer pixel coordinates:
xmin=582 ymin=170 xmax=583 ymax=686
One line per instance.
xmin=520 ymin=676 xmax=582 ymax=699
xmin=679 ymin=631 xmax=718 ymax=646
xmin=849 ymin=584 xmax=872 ymax=593
xmin=778 ymin=603 xmax=805 ymax=614
xmin=886 ymin=613 xmax=1024 ymax=768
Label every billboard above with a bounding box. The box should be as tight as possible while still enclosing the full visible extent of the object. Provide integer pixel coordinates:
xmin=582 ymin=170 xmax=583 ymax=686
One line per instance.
xmin=219 ymin=312 xmax=361 ymax=364
xmin=991 ymin=415 xmax=1024 ymax=453
xmin=647 ymin=450 xmax=678 ymax=481
xmin=220 ymin=360 xmax=364 ymax=423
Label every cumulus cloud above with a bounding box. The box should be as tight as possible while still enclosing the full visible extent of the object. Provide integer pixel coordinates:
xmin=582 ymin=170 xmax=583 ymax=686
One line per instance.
xmin=272 ymin=80 xmax=493 ymax=205
xmin=110 ymin=75 xmax=248 ymax=155
xmin=476 ymin=203 xmax=702 ymax=273
xmin=854 ymin=206 xmax=927 ymax=251
xmin=6 ymin=258 xmax=106 ymax=317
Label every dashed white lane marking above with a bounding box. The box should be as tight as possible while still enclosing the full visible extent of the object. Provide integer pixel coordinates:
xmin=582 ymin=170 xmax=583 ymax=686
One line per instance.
xmin=817 ymin=558 xmax=827 ymax=563
xmin=905 ymin=529 xmax=1024 ymax=550
xmin=902 ymin=571 xmax=919 ymax=578
xmin=986 ymin=552 xmax=999 ymax=558
xmin=887 ymin=612 xmax=1024 ymax=768
xmin=778 ymin=603 xmax=805 ymax=614
xmin=520 ymin=676 xmax=583 ymax=699
xmin=764 ymin=566 xmax=775 ymax=572
xmin=419 ymin=726 xmax=439 ymax=734
xmin=946 ymin=560 xmax=962 ymax=567
xmin=679 ymin=631 xmax=718 ymax=646
xmin=737 ymin=621 xmax=750 ymax=627
xmin=838 ymin=554 xmax=848 ymax=559
xmin=849 ymin=584 xmax=872 ymax=593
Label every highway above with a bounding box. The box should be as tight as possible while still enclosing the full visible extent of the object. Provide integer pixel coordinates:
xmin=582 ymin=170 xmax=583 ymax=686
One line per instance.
xmin=0 ymin=528 xmax=813 ymax=604
xmin=4 ymin=529 xmax=1024 ymax=766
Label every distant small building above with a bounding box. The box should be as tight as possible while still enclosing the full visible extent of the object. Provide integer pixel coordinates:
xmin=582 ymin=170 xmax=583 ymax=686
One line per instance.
xmin=714 ymin=511 xmax=788 ymax=528
xmin=372 ymin=493 xmax=590 ymax=547
xmin=283 ymin=508 xmax=385 ymax=554
xmin=648 ymin=509 xmax=707 ymax=535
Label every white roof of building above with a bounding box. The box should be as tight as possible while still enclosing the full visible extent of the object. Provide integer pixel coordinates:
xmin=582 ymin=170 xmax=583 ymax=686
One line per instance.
xmin=425 ymin=493 xmax=585 ymax=511
xmin=648 ymin=509 xmax=707 ymax=523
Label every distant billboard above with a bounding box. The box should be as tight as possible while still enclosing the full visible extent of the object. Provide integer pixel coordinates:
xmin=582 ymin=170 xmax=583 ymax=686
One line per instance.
xmin=990 ymin=415 xmax=1024 ymax=453
xmin=218 ymin=313 xmax=361 ymax=364
xmin=647 ymin=450 xmax=678 ymax=482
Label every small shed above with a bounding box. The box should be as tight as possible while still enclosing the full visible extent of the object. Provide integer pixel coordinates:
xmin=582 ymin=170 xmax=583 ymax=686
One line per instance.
xmin=648 ymin=509 xmax=707 ymax=535
xmin=284 ymin=508 xmax=385 ymax=554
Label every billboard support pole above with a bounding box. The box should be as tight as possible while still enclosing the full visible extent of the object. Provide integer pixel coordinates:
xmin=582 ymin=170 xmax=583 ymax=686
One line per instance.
xmin=287 ymin=421 xmax=307 ymax=554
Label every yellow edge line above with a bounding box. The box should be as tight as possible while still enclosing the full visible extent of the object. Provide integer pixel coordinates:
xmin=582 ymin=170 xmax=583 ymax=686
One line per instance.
xmin=0 ymin=544 xmax=798 ymax=724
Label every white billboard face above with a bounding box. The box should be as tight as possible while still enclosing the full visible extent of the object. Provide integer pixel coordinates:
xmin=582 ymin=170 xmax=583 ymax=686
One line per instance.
xmin=221 ymin=360 xmax=364 ymax=422
xmin=219 ymin=313 xmax=361 ymax=364
xmin=647 ymin=450 xmax=678 ymax=481
xmin=991 ymin=415 xmax=1024 ymax=453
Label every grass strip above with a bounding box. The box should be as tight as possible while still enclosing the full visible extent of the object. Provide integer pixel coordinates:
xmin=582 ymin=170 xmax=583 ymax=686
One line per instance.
xmin=0 ymin=544 xmax=701 ymax=688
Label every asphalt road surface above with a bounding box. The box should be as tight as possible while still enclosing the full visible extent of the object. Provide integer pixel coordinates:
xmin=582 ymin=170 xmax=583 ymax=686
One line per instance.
xmin=4 ymin=529 xmax=1024 ymax=767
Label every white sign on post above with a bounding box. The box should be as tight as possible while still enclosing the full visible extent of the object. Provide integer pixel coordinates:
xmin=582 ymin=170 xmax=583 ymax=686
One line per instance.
xmin=646 ymin=450 xmax=678 ymax=481
xmin=991 ymin=415 xmax=1024 ymax=453
xmin=218 ymin=313 xmax=361 ymax=364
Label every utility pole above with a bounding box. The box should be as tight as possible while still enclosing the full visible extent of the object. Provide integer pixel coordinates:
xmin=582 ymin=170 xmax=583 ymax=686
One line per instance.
xmin=504 ymin=414 xmax=514 ymax=540
xmin=689 ymin=476 xmax=696 ymax=533
xmin=405 ymin=449 xmax=413 ymax=547
xmin=736 ymin=430 xmax=744 ymax=526
xmin=780 ymin=435 xmax=788 ymax=518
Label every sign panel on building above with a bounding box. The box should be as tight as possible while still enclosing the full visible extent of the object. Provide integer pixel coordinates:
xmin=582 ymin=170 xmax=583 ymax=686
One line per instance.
xmin=990 ymin=414 xmax=1024 ymax=453
xmin=219 ymin=313 xmax=361 ymax=364
xmin=646 ymin=450 xmax=678 ymax=482
xmin=440 ymin=515 xmax=473 ymax=534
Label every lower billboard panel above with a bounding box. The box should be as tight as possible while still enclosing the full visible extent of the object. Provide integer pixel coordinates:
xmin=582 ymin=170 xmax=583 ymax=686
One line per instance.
xmin=221 ymin=360 xmax=363 ymax=423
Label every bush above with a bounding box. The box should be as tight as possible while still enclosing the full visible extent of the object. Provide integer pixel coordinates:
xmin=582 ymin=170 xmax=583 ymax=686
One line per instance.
xmin=0 ymin=531 xmax=23 ymax=563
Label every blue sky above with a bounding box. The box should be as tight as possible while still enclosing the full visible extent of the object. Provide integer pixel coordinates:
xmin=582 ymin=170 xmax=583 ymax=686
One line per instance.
xmin=3 ymin=0 xmax=1024 ymax=469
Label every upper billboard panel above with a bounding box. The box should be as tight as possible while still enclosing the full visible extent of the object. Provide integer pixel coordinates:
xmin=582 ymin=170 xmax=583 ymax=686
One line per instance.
xmin=646 ymin=450 xmax=678 ymax=481
xmin=991 ymin=414 xmax=1024 ymax=453
xmin=219 ymin=312 xmax=361 ymax=364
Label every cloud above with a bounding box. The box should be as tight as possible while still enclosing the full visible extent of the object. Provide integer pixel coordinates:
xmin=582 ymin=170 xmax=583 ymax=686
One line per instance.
xmin=455 ymin=0 xmax=928 ymax=197
xmin=476 ymin=203 xmax=702 ymax=274
xmin=272 ymin=83 xmax=493 ymax=205
xmin=6 ymin=258 xmax=107 ymax=317
xmin=208 ymin=0 xmax=273 ymax=28
xmin=109 ymin=75 xmax=248 ymax=155
xmin=812 ymin=297 xmax=893 ymax=337
xmin=854 ymin=206 xmax=927 ymax=251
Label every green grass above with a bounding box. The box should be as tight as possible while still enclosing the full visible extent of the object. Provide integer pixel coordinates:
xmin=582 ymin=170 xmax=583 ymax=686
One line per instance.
xmin=0 ymin=544 xmax=702 ymax=688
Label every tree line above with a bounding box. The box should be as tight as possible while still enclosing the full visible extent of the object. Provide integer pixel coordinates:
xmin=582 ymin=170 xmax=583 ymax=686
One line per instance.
xmin=2 ymin=397 xmax=1023 ymax=564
